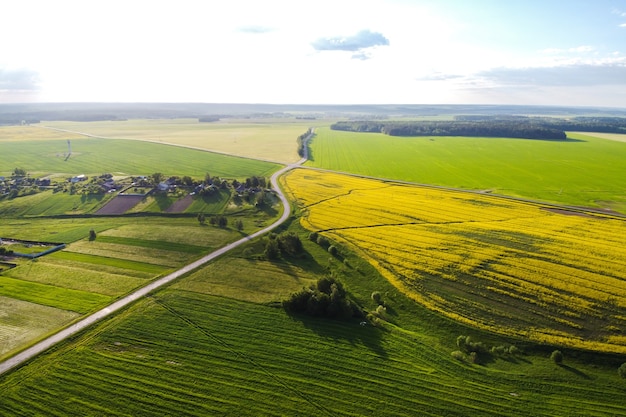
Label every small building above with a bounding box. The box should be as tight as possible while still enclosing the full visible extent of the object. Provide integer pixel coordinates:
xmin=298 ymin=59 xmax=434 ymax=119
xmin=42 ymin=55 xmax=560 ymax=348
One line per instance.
xmin=70 ymin=174 xmax=87 ymax=183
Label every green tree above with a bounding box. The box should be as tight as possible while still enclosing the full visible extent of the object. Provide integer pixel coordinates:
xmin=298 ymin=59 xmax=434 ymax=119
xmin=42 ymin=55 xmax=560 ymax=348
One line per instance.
xmin=264 ymin=239 xmax=280 ymax=260
xmin=277 ymin=232 xmax=303 ymax=256
xmin=88 ymin=229 xmax=97 ymax=241
xmin=618 ymin=363 xmax=626 ymax=379
xmin=217 ymin=215 xmax=228 ymax=228
xmin=371 ymin=291 xmax=383 ymax=305
xmin=182 ymin=176 xmax=194 ymax=186
xmin=12 ymin=167 xmax=27 ymax=178
xmin=551 ymin=350 xmax=563 ymax=364
xmin=197 ymin=213 xmax=206 ymax=225
xmin=234 ymin=219 xmax=244 ymax=231
xmin=151 ymin=172 xmax=164 ymax=185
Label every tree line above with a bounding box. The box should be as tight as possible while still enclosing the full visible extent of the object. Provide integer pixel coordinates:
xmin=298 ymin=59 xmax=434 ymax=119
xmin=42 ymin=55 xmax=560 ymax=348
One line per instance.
xmin=331 ymin=116 xmax=626 ymax=140
xmin=297 ymin=128 xmax=313 ymax=157
xmin=331 ymin=120 xmax=567 ymax=140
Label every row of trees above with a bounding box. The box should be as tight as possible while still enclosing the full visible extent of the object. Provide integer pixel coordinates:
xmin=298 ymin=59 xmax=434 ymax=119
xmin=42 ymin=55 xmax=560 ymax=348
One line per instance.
xmin=297 ymin=128 xmax=313 ymax=157
xmin=331 ymin=120 xmax=567 ymax=140
xmin=332 ymin=116 xmax=626 ymax=139
xmin=456 ymin=115 xmax=626 ymax=134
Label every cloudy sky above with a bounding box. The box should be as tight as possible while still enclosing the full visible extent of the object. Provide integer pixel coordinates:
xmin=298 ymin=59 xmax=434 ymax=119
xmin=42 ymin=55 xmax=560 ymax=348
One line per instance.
xmin=2 ymin=0 xmax=626 ymax=106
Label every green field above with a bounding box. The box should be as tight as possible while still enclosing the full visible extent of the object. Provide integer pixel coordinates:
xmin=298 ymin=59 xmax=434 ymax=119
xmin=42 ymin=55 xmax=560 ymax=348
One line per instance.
xmin=43 ymin=118 xmax=328 ymax=163
xmin=2 ymin=224 xmax=626 ymax=416
xmin=0 ymin=296 xmax=80 ymax=356
xmin=306 ymin=127 xmax=626 ymax=212
xmin=0 ymin=190 xmax=114 ymax=217
xmin=0 ymin=132 xmax=280 ymax=180
xmin=2 ymin=118 xmax=626 ymax=416
xmin=0 ymin=216 xmax=250 ymax=359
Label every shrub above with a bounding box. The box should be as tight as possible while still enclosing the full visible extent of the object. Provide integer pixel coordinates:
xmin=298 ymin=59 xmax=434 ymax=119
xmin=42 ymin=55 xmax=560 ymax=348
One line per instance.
xmin=451 ymin=351 xmax=466 ymax=362
xmin=551 ymin=350 xmax=563 ymax=364
xmin=618 ymin=363 xmax=626 ymax=379
xmin=374 ymin=305 xmax=387 ymax=319
xmin=328 ymin=245 xmax=338 ymax=256
xmin=88 ymin=229 xmax=97 ymax=241
xmin=371 ymin=291 xmax=383 ymax=305
xmin=316 ymin=235 xmax=330 ymax=248
xmin=308 ymin=232 xmax=318 ymax=242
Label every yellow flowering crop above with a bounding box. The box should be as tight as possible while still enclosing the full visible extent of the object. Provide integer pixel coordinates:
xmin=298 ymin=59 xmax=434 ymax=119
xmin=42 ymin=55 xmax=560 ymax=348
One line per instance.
xmin=282 ymin=168 xmax=626 ymax=353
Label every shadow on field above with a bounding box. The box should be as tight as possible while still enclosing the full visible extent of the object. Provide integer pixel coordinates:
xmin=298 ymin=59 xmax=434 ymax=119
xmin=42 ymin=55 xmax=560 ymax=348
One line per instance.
xmin=559 ymin=364 xmax=592 ymax=379
xmin=290 ymin=314 xmax=388 ymax=358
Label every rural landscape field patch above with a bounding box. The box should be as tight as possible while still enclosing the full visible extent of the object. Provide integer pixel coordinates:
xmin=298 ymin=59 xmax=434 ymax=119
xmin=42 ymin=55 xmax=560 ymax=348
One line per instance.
xmin=44 ymin=118 xmax=324 ymax=163
xmin=283 ymin=168 xmax=626 ymax=353
xmin=0 ymin=217 xmax=243 ymax=359
xmin=305 ymin=127 xmax=626 ymax=213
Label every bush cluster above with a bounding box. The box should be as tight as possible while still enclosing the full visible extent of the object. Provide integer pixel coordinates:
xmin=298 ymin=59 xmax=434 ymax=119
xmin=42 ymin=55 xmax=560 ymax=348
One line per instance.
xmin=455 ymin=335 xmax=519 ymax=364
xmin=264 ymin=232 xmax=304 ymax=260
xmin=0 ymin=247 xmax=15 ymax=256
xmin=283 ymin=277 xmax=361 ymax=319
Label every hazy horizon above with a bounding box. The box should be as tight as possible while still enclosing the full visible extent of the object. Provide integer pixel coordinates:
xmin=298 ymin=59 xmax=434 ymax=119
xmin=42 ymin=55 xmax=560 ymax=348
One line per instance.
xmin=2 ymin=0 xmax=626 ymax=107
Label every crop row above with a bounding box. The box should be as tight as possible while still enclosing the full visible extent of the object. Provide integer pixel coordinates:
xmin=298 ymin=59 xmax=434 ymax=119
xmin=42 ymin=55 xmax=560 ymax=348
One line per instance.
xmin=4 ymin=290 xmax=626 ymax=416
xmin=284 ymin=169 xmax=626 ymax=353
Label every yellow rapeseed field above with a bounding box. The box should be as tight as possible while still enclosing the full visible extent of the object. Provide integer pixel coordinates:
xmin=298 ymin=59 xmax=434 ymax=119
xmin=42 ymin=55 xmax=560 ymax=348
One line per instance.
xmin=282 ymin=168 xmax=626 ymax=353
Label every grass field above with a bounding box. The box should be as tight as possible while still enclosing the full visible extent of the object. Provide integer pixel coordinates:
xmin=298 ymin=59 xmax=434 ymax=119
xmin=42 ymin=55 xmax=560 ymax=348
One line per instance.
xmin=306 ymin=127 xmax=626 ymax=213
xmin=283 ymin=168 xmax=626 ymax=353
xmin=2 ymin=222 xmax=626 ymax=416
xmin=0 ymin=296 xmax=80 ymax=356
xmin=0 ymin=130 xmax=281 ymax=180
xmin=3 ymin=118 xmax=626 ymax=415
xmin=0 ymin=216 xmax=249 ymax=359
xmin=0 ymin=190 xmax=114 ymax=217
xmin=43 ymin=118 xmax=327 ymax=163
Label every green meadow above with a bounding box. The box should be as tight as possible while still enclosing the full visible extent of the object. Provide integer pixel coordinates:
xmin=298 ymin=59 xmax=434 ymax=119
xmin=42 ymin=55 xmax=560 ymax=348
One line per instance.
xmin=0 ymin=132 xmax=280 ymax=179
xmin=1 ymin=223 xmax=626 ymax=416
xmin=306 ymin=127 xmax=626 ymax=212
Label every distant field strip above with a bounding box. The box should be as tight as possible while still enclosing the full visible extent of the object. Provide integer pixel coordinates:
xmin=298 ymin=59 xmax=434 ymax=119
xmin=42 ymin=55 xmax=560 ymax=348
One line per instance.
xmin=0 ymin=134 xmax=280 ymax=179
xmin=43 ymin=118 xmax=323 ymax=163
xmin=305 ymin=127 xmax=626 ymax=212
xmin=49 ymin=250 xmax=169 ymax=275
xmin=4 ymin=260 xmax=148 ymax=296
xmin=0 ymin=276 xmax=111 ymax=314
xmin=283 ymin=169 xmax=626 ymax=353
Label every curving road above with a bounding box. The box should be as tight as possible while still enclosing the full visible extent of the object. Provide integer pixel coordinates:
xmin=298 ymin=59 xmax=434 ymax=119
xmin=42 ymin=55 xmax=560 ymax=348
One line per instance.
xmin=0 ymin=132 xmax=313 ymax=376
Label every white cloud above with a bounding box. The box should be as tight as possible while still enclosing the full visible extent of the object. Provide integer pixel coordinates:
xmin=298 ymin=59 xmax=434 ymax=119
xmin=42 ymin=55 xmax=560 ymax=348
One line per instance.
xmin=311 ymin=30 xmax=390 ymax=53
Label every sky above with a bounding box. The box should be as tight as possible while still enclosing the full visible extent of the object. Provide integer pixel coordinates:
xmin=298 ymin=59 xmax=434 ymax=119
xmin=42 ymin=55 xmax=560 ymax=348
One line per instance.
xmin=2 ymin=0 xmax=626 ymax=107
